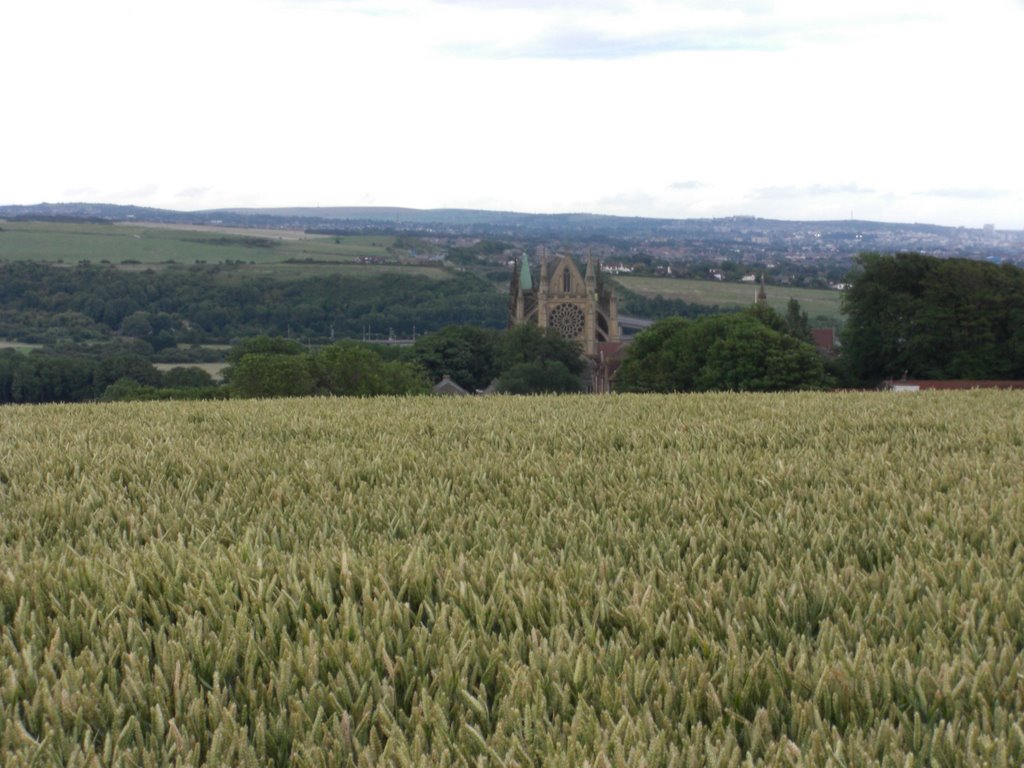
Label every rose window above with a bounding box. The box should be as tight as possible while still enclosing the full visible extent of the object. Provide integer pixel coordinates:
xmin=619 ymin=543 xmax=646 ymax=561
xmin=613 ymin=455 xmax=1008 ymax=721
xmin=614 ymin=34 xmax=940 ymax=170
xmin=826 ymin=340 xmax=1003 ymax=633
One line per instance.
xmin=549 ymin=303 xmax=585 ymax=338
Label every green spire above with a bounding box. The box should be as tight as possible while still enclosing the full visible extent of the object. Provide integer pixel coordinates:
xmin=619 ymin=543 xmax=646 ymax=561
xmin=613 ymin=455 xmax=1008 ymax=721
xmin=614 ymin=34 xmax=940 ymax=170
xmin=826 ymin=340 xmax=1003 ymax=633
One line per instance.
xmin=519 ymin=257 xmax=533 ymax=291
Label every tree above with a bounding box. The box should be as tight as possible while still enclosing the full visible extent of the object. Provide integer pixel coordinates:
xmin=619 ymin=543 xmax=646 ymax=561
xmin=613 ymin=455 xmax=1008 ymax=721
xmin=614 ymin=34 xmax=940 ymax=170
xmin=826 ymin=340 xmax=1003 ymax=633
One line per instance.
xmin=227 ymin=341 xmax=428 ymax=399
xmin=0 ymin=261 xmax=507 ymax=348
xmin=497 ymin=324 xmax=585 ymax=376
xmin=409 ymin=323 xmax=586 ymax=394
xmin=617 ymin=313 xmax=830 ymax=393
xmin=698 ymin=319 xmax=828 ymax=391
xmin=411 ymin=326 xmax=500 ymax=391
xmin=312 ymin=341 xmax=429 ymax=396
xmin=495 ymin=325 xmax=585 ymax=394
xmin=839 ymin=253 xmax=934 ymax=383
xmin=120 ymin=311 xmax=153 ymax=338
xmin=841 ymin=253 xmax=1024 ymax=383
xmin=95 ymin=352 xmax=161 ymax=389
xmin=783 ymin=298 xmax=813 ymax=342
xmin=498 ymin=360 xmax=582 ymax=394
xmin=100 ymin=377 xmax=147 ymax=402
xmin=745 ymin=303 xmax=787 ymax=335
xmin=610 ymin=316 xmax=689 ymax=393
xmin=226 ymin=336 xmax=305 ymax=364
xmin=161 ymin=366 xmax=215 ymax=388
xmin=229 ymin=354 xmax=318 ymax=398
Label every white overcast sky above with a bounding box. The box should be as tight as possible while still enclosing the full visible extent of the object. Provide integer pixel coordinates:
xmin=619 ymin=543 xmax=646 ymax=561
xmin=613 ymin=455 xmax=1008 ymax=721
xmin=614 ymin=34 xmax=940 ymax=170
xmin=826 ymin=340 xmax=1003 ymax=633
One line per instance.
xmin=3 ymin=0 xmax=1023 ymax=227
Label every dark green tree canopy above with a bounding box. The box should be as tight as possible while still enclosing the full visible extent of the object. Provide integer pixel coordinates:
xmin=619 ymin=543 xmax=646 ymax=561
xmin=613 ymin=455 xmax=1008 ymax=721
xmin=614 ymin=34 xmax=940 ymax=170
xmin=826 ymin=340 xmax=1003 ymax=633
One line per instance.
xmin=497 ymin=324 xmax=585 ymax=377
xmin=498 ymin=360 xmax=582 ymax=394
xmin=227 ymin=336 xmax=306 ymax=364
xmin=410 ymin=323 xmax=586 ymax=394
xmin=228 ymin=353 xmax=318 ymax=398
xmin=411 ymin=326 xmax=500 ymax=392
xmin=783 ymin=298 xmax=813 ymax=343
xmin=228 ymin=339 xmax=429 ymax=398
xmin=0 ymin=261 xmax=506 ymax=348
xmin=616 ymin=313 xmax=830 ymax=393
xmin=312 ymin=341 xmax=429 ymax=397
xmin=160 ymin=366 xmax=215 ymax=389
xmin=495 ymin=325 xmax=585 ymax=394
xmin=840 ymin=252 xmax=1024 ymax=383
xmin=0 ymin=349 xmax=226 ymax=405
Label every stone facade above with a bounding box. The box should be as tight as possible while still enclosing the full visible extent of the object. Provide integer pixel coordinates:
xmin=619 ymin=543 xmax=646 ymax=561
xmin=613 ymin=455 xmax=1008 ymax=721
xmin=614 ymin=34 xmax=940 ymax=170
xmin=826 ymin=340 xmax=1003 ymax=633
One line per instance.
xmin=509 ymin=248 xmax=619 ymax=357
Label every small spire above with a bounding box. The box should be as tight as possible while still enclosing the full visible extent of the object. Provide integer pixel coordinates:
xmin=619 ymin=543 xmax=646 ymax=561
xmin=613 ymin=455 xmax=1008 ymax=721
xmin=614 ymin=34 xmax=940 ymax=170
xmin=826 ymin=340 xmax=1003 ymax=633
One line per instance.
xmin=519 ymin=255 xmax=533 ymax=292
xmin=755 ymin=273 xmax=767 ymax=305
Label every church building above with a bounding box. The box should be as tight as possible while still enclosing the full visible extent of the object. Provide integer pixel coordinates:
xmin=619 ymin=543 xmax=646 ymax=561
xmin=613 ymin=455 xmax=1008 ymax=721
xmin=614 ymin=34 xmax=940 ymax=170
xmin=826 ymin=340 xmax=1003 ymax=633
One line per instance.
xmin=508 ymin=248 xmax=620 ymax=357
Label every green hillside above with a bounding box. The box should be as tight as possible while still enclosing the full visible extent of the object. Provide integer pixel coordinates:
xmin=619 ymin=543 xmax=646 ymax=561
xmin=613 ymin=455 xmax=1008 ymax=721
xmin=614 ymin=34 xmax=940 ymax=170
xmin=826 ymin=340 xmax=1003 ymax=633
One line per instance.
xmin=0 ymin=220 xmax=401 ymax=265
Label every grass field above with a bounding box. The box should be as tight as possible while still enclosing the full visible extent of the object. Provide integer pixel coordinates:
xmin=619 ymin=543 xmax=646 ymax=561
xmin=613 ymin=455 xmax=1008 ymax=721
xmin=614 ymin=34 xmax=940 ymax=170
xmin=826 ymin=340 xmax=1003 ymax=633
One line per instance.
xmin=2 ymin=392 xmax=1022 ymax=765
xmin=153 ymin=362 xmax=230 ymax=380
xmin=615 ymin=276 xmax=843 ymax=322
xmin=224 ymin=261 xmax=452 ymax=282
xmin=0 ymin=220 xmax=399 ymax=266
xmin=0 ymin=340 xmax=42 ymax=353
xmin=175 ymin=344 xmax=232 ymax=352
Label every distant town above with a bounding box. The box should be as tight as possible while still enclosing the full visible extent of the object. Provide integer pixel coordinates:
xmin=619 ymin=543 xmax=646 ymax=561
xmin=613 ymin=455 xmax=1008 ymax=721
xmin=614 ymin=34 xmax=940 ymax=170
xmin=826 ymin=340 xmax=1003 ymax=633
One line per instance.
xmin=2 ymin=202 xmax=1021 ymax=271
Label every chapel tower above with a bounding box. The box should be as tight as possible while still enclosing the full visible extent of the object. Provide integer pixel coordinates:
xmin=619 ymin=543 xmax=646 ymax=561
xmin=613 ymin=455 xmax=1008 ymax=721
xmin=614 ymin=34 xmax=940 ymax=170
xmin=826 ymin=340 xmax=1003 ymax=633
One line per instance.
xmin=755 ymin=273 xmax=768 ymax=306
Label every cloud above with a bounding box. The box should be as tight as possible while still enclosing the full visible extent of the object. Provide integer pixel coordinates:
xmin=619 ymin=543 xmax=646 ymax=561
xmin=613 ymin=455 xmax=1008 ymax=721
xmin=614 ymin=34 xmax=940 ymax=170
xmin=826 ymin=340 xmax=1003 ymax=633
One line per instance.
xmin=449 ymin=25 xmax=784 ymax=59
xmin=435 ymin=0 xmax=944 ymax=60
xmin=63 ymin=186 xmax=101 ymax=199
xmin=277 ymin=0 xmax=940 ymax=61
xmin=269 ymin=0 xmax=412 ymax=15
xmin=56 ymin=185 xmax=163 ymax=206
xmin=670 ymin=180 xmax=709 ymax=191
xmin=175 ymin=186 xmax=214 ymax=200
xmin=273 ymin=0 xmax=638 ymax=14
xmin=436 ymin=0 xmax=631 ymax=8
xmin=434 ymin=0 xmax=774 ymax=12
xmin=122 ymin=185 xmax=161 ymax=201
xmin=920 ymin=187 xmax=1008 ymax=199
xmin=752 ymin=183 xmax=877 ymax=199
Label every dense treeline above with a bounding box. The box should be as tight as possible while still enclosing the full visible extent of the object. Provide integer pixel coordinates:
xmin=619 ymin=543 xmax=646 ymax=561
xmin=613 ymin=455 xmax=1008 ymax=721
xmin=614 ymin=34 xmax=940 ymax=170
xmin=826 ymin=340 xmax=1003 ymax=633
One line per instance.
xmin=1 ymin=325 xmax=588 ymax=404
xmin=841 ymin=253 xmax=1024 ymax=383
xmin=0 ymin=349 xmax=217 ymax=404
xmin=7 ymin=251 xmax=1022 ymax=402
xmin=410 ymin=325 xmax=586 ymax=394
xmin=0 ymin=262 xmax=506 ymax=347
xmin=227 ymin=326 xmax=586 ymax=398
xmin=227 ymin=339 xmax=431 ymax=398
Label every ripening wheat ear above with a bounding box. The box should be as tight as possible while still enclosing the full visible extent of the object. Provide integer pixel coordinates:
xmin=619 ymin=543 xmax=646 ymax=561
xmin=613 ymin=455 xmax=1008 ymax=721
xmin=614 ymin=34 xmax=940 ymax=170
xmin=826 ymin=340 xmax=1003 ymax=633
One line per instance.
xmin=1 ymin=391 xmax=1023 ymax=765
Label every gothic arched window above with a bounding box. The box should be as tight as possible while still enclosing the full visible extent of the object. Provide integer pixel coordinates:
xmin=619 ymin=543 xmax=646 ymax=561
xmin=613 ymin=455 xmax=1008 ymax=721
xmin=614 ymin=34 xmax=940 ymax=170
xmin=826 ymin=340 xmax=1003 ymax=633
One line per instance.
xmin=563 ymin=269 xmax=571 ymax=293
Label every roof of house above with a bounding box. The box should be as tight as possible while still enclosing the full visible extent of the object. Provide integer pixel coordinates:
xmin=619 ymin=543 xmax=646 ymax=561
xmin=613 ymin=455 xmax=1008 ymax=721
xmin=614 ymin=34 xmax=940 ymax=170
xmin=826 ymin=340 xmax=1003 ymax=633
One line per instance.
xmin=596 ymin=341 xmax=631 ymax=361
xmin=888 ymin=379 xmax=1024 ymax=390
xmin=432 ymin=375 xmax=469 ymax=395
xmin=811 ymin=328 xmax=836 ymax=350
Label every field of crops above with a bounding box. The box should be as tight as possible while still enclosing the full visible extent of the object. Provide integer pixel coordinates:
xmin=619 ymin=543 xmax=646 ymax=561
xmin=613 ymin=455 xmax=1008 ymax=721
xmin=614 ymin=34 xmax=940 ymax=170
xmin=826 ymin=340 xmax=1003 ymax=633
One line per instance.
xmin=613 ymin=276 xmax=842 ymax=322
xmin=2 ymin=393 xmax=1023 ymax=766
xmin=0 ymin=221 xmax=398 ymax=265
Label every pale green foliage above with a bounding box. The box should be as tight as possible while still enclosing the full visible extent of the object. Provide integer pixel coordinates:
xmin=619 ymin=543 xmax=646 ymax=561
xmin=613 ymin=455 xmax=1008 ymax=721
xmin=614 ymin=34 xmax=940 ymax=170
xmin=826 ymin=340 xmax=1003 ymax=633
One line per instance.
xmin=1 ymin=393 xmax=1023 ymax=766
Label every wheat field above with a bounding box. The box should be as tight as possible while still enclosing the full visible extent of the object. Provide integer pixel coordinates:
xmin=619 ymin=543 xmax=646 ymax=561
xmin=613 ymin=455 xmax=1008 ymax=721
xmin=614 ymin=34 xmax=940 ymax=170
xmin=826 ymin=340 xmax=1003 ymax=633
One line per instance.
xmin=2 ymin=393 xmax=1023 ymax=766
